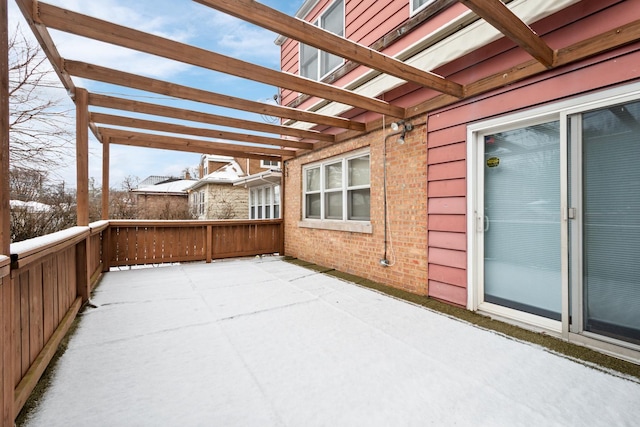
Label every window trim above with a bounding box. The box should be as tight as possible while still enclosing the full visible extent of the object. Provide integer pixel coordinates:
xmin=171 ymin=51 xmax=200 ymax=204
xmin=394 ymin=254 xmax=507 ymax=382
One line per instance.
xmin=300 ymin=148 xmax=371 ymax=234
xmin=299 ymin=0 xmax=345 ymax=81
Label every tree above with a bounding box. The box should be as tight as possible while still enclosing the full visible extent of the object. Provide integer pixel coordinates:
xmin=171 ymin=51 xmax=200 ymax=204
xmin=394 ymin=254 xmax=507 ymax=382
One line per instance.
xmin=9 ymin=24 xmax=73 ymax=171
xmin=109 ymin=176 xmax=140 ymax=219
xmin=9 ymin=168 xmax=77 ymax=242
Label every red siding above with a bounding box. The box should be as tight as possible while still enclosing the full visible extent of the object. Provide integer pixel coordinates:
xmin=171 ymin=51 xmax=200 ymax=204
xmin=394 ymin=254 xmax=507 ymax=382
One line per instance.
xmin=429 ymin=264 xmax=466 ymax=287
xmin=428 ymin=179 xmax=465 ymax=197
xmin=428 ymin=215 xmax=465 ymax=233
xmin=347 ymin=0 xmax=407 ymax=46
xmin=429 ymin=280 xmax=466 ymax=306
xmin=428 ymin=197 xmax=465 ymax=215
xmin=429 ymin=231 xmax=465 ymax=251
xmin=428 ymin=160 xmax=465 ymax=181
xmin=428 ymin=142 xmax=465 ymax=165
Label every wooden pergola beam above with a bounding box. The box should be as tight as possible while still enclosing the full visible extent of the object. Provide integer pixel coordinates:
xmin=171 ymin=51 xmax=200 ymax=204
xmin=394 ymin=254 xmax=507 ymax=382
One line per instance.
xmin=460 ymin=0 xmax=555 ymax=68
xmin=99 ymin=128 xmax=291 ymax=160
xmin=66 ymin=60 xmax=364 ymax=132
xmin=194 ymin=0 xmax=464 ymax=98
xmin=90 ymin=112 xmax=312 ymax=151
xmin=88 ymin=94 xmax=335 ymax=143
xmin=32 ymin=1 xmax=405 ymax=118
xmin=15 ymin=0 xmax=75 ymax=91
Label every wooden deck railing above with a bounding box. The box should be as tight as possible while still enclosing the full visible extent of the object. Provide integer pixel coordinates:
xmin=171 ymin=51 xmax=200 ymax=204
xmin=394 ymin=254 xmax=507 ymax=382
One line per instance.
xmin=0 ymin=219 xmax=283 ymax=424
xmin=107 ymin=219 xmax=283 ymax=267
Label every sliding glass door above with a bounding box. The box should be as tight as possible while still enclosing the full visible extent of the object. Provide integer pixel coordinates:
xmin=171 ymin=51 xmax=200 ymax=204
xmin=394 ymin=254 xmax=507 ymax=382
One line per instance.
xmin=482 ymin=121 xmax=562 ymax=320
xmin=580 ymin=100 xmax=640 ymax=345
xmin=473 ymin=88 xmax=640 ymax=353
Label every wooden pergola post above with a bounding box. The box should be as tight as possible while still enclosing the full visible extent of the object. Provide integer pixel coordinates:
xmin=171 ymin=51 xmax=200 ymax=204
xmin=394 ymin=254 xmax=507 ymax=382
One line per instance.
xmin=101 ymin=139 xmax=109 ymax=220
xmin=0 ymin=0 xmax=8 ymax=255
xmin=75 ymin=88 xmax=90 ymax=301
xmin=280 ymin=165 xmax=285 ymax=256
xmin=1 ymin=0 xmax=14 ymax=423
xmin=76 ymin=88 xmax=89 ymax=226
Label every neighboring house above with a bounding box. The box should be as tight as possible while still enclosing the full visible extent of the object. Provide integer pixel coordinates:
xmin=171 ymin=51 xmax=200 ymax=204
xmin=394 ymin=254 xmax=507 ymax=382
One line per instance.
xmin=133 ymin=176 xmax=197 ymax=219
xmin=188 ymin=155 xmax=248 ymax=220
xmin=278 ymin=0 xmax=640 ymax=358
xmin=190 ymin=154 xmax=282 ymax=220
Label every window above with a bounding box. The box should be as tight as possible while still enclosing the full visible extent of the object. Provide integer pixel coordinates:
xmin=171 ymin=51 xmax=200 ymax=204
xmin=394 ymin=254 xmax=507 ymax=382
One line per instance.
xmin=300 ymin=0 xmax=344 ymax=80
xmin=250 ymin=185 xmax=281 ymax=219
xmin=198 ymin=191 xmax=205 ymax=216
xmin=260 ymin=160 xmax=281 ymax=169
xmin=303 ymin=150 xmax=370 ymax=221
xmin=411 ymin=0 xmax=435 ymax=15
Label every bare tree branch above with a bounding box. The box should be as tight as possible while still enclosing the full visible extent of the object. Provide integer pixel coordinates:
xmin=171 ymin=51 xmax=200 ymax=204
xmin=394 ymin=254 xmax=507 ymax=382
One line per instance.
xmin=8 ymin=24 xmax=74 ymax=170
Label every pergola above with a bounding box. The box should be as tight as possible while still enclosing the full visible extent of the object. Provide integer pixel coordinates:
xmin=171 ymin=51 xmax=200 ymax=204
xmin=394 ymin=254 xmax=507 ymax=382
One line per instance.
xmin=2 ymin=0 xmax=640 ymax=253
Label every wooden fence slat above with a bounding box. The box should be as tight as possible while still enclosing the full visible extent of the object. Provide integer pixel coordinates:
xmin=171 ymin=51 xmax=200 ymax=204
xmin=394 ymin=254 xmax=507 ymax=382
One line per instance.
xmin=42 ymin=258 xmax=54 ymax=344
xmin=28 ymin=264 xmax=44 ymax=366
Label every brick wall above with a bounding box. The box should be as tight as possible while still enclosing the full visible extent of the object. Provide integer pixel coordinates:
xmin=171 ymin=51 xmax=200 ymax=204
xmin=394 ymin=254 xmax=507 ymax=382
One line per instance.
xmin=284 ymin=121 xmax=428 ymax=295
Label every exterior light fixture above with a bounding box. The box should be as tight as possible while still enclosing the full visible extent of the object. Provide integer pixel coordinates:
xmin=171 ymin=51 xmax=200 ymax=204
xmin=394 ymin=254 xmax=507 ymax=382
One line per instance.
xmin=390 ymin=120 xmax=413 ymax=144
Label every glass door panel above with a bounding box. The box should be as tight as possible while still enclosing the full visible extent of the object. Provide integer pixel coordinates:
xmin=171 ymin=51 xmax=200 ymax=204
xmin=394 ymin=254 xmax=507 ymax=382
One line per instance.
xmin=582 ymin=100 xmax=640 ymax=345
xmin=483 ymin=121 xmax=561 ymax=320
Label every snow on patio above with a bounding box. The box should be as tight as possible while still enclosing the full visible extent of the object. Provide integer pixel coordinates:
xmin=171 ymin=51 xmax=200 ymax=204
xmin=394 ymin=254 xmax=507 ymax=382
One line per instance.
xmin=20 ymin=258 xmax=640 ymax=426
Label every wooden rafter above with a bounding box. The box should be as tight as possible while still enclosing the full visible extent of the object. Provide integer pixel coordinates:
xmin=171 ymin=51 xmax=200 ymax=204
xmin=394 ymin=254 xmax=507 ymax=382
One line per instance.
xmin=32 ymin=1 xmax=405 ymax=118
xmin=65 ymin=60 xmax=365 ymax=132
xmin=88 ymin=94 xmax=335 ymax=143
xmin=194 ymin=0 xmax=463 ymax=98
xmin=411 ymin=18 xmax=640 ymax=117
xmin=89 ymin=112 xmax=313 ymax=150
xmin=15 ymin=0 xmax=75 ymax=90
xmin=460 ymin=0 xmax=555 ymax=68
xmin=99 ymin=128 xmax=287 ymax=160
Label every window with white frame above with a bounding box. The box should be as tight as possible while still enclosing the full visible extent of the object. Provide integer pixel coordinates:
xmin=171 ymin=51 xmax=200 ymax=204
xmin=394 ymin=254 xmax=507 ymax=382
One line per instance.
xmin=198 ymin=190 xmax=205 ymax=216
xmin=303 ymin=150 xmax=370 ymax=221
xmin=300 ymin=0 xmax=344 ymax=81
xmin=250 ymin=185 xmax=281 ymax=219
xmin=411 ymin=0 xmax=435 ymax=14
xmin=260 ymin=160 xmax=281 ymax=169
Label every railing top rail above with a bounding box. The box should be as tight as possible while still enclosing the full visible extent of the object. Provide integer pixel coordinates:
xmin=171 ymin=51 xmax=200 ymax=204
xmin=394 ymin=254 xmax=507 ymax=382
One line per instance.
xmin=10 ymin=226 xmax=90 ymax=267
xmin=0 ymin=255 xmax=9 ymax=278
xmin=90 ymin=220 xmax=109 ymax=234
xmin=108 ymin=219 xmax=283 ymax=227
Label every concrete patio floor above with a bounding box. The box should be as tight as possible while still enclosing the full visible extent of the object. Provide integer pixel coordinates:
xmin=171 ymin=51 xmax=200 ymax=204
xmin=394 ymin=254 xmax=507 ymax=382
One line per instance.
xmin=20 ymin=257 xmax=640 ymax=426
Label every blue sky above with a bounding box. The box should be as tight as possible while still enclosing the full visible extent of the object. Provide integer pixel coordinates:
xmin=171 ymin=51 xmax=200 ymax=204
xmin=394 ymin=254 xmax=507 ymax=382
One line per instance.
xmin=8 ymin=0 xmax=303 ymax=188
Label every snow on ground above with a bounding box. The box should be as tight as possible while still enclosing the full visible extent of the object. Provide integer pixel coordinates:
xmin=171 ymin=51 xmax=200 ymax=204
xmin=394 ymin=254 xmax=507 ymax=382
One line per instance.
xmin=21 ymin=258 xmax=640 ymax=426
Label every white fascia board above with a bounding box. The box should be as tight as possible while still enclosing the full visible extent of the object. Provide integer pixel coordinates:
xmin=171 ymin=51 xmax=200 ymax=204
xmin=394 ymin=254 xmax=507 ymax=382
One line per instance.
xmin=291 ymin=0 xmax=580 ymax=129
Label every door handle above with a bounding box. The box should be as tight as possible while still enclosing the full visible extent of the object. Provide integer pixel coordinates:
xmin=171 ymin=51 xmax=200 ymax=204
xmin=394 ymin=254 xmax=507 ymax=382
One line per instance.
xmin=484 ymin=215 xmax=490 ymax=232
